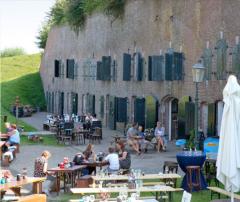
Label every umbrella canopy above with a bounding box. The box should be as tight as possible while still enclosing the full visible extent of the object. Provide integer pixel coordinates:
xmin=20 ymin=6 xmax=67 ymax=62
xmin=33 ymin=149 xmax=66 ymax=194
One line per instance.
xmin=217 ymin=75 xmax=240 ymax=193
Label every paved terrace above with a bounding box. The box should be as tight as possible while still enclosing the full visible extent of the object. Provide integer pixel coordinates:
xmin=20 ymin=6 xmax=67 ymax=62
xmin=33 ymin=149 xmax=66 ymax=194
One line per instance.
xmin=3 ymin=112 xmax=183 ymax=200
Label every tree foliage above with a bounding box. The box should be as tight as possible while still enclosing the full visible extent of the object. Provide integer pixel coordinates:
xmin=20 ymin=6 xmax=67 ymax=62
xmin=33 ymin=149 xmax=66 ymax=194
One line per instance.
xmin=36 ymin=0 xmax=126 ymax=49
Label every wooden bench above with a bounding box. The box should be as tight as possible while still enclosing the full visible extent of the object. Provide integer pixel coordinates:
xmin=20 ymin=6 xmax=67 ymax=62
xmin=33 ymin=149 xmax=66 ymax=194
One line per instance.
xmin=18 ymin=194 xmax=46 ymax=202
xmin=208 ymin=187 xmax=240 ymax=200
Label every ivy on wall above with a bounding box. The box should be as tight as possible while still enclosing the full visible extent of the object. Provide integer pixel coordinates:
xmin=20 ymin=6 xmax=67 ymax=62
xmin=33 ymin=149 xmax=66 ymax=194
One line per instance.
xmin=36 ymin=0 xmax=126 ymax=49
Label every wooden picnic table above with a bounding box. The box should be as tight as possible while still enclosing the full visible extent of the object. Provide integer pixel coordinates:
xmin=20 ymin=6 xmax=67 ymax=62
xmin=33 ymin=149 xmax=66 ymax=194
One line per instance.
xmin=91 ymin=173 xmax=181 ymax=183
xmin=0 ymin=177 xmax=45 ymax=194
xmin=71 ymin=185 xmax=182 ymax=202
xmin=0 ymin=133 xmax=8 ymax=140
xmin=48 ymin=165 xmax=86 ymax=194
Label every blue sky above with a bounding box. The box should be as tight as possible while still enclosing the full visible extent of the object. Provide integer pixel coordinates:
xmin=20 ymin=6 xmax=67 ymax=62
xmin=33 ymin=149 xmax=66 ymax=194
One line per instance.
xmin=0 ymin=0 xmax=55 ymax=53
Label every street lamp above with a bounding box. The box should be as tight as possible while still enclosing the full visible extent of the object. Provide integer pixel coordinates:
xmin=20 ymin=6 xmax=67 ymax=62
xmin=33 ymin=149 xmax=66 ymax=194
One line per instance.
xmin=192 ymin=62 xmax=205 ymax=149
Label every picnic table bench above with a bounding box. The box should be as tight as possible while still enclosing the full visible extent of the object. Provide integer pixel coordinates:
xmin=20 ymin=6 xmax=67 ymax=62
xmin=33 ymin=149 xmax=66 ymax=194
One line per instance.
xmin=208 ymin=187 xmax=240 ymax=200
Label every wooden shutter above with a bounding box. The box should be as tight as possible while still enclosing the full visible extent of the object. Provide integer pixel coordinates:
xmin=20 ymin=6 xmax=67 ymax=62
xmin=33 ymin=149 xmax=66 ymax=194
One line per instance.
xmin=66 ymin=59 xmax=74 ymax=79
xmin=59 ymin=92 xmax=64 ymax=115
xmin=116 ymin=97 xmax=127 ymax=123
xmin=54 ymin=60 xmax=60 ymax=77
xmin=96 ymin=61 xmax=102 ymax=80
xmin=149 ymin=55 xmax=165 ymax=81
xmin=108 ymin=96 xmax=116 ymax=129
xmin=102 ymin=56 xmax=111 ymax=81
xmin=232 ymin=43 xmax=240 ymax=75
xmin=207 ymin=103 xmax=216 ymax=136
xmin=148 ymin=56 xmax=153 ymax=80
xmin=100 ymin=96 xmax=104 ymax=118
xmin=72 ymin=93 xmax=78 ymax=115
xmin=185 ymin=102 xmax=195 ymax=135
xmin=165 ymin=52 xmax=173 ymax=81
xmin=216 ymin=39 xmax=228 ymax=80
xmin=173 ymin=52 xmax=183 ymax=80
xmin=123 ymin=53 xmax=131 ymax=81
xmin=134 ymin=53 xmax=143 ymax=81
xmin=202 ymin=48 xmax=213 ymax=80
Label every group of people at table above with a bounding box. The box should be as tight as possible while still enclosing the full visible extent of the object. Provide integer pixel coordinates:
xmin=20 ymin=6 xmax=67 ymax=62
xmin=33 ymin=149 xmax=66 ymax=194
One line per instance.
xmin=33 ymin=142 xmax=131 ymax=194
xmin=126 ymin=121 xmax=166 ymax=154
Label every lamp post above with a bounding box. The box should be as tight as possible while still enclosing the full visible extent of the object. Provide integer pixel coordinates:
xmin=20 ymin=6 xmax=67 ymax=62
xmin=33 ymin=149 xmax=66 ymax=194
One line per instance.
xmin=192 ymin=62 xmax=205 ymax=149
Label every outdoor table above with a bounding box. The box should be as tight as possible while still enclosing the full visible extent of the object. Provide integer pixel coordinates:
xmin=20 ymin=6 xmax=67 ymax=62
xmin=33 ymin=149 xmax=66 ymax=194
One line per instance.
xmin=48 ymin=165 xmax=86 ymax=194
xmin=71 ymin=185 xmax=179 ymax=202
xmin=0 ymin=177 xmax=45 ymax=194
xmin=0 ymin=133 xmax=8 ymax=140
xmin=176 ymin=151 xmax=207 ymax=192
xmin=91 ymin=173 xmax=181 ymax=184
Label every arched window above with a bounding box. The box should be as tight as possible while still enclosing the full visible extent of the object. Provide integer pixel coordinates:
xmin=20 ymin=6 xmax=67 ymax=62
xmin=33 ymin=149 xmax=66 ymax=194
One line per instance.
xmin=215 ymin=39 xmax=228 ymax=80
xmin=232 ymin=43 xmax=240 ymax=76
xmin=202 ymin=48 xmax=213 ymax=80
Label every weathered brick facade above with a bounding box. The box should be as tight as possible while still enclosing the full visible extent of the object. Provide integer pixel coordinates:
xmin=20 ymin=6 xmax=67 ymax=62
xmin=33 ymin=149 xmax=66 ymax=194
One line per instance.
xmin=40 ymin=0 xmax=240 ymax=139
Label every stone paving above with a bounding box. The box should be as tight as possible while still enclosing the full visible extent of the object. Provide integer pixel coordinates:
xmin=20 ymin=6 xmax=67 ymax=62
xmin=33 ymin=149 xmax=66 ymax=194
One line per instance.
xmin=5 ymin=112 xmax=183 ymax=200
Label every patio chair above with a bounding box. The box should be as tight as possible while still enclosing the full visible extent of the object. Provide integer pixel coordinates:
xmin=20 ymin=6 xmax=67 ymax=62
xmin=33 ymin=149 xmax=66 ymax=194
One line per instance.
xmin=89 ymin=127 xmax=102 ymax=144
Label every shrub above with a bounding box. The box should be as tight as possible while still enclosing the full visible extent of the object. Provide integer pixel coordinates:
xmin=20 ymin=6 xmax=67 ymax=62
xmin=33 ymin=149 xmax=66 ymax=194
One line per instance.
xmin=0 ymin=47 xmax=26 ymax=58
xmin=36 ymin=0 xmax=126 ymax=49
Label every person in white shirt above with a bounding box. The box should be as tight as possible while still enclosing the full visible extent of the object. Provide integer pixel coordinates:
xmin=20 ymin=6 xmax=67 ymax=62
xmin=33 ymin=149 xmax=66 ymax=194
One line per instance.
xmin=103 ymin=147 xmax=120 ymax=173
xmin=154 ymin=121 xmax=166 ymax=152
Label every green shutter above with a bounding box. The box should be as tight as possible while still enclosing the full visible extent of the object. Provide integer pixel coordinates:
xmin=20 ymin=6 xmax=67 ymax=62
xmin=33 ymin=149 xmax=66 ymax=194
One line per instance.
xmin=148 ymin=56 xmax=153 ymax=80
xmin=173 ymin=52 xmax=183 ymax=80
xmin=232 ymin=43 xmax=240 ymax=75
xmin=102 ymin=56 xmax=111 ymax=81
xmin=96 ymin=61 xmax=102 ymax=80
xmin=216 ymin=39 xmax=228 ymax=80
xmin=135 ymin=53 xmax=143 ymax=81
xmin=202 ymin=48 xmax=213 ymax=80
xmin=123 ymin=53 xmax=131 ymax=81
xmin=72 ymin=93 xmax=78 ymax=115
xmin=100 ymin=96 xmax=104 ymax=118
xmin=150 ymin=55 xmax=165 ymax=81
xmin=108 ymin=96 xmax=116 ymax=129
xmin=165 ymin=51 xmax=173 ymax=81
xmin=116 ymin=97 xmax=127 ymax=123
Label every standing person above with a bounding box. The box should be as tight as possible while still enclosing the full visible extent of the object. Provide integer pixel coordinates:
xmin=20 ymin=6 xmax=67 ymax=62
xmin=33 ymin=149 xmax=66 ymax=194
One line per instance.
xmin=115 ymin=141 xmax=131 ymax=170
xmin=127 ymin=123 xmax=140 ymax=155
xmin=34 ymin=151 xmax=55 ymax=194
xmin=154 ymin=122 xmax=166 ymax=152
xmin=103 ymin=147 xmax=120 ymax=174
xmin=5 ymin=124 xmax=20 ymax=147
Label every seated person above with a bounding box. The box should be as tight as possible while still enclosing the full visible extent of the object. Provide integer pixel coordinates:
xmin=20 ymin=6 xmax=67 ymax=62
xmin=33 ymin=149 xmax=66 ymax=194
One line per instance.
xmin=83 ymin=144 xmax=97 ymax=175
xmin=91 ymin=114 xmax=98 ymax=122
xmin=5 ymin=124 xmax=20 ymax=147
xmin=34 ymin=151 xmax=56 ymax=194
xmin=115 ymin=142 xmax=131 ymax=170
xmin=126 ymin=123 xmax=140 ymax=155
xmin=103 ymin=147 xmax=120 ymax=174
xmin=138 ymin=125 xmax=150 ymax=153
xmin=154 ymin=122 xmax=166 ymax=152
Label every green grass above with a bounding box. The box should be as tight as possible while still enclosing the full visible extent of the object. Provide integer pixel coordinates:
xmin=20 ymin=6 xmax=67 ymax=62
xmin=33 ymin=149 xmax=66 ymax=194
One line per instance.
xmin=0 ymin=53 xmax=46 ymax=131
